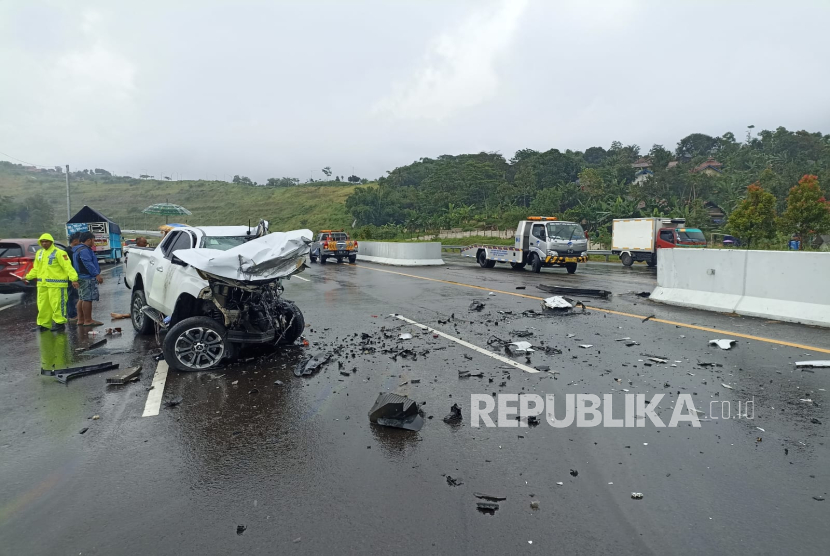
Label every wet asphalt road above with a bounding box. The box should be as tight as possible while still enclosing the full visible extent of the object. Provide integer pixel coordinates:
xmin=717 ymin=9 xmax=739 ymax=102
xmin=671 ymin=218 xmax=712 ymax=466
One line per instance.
xmin=1 ymin=257 xmax=828 ymax=555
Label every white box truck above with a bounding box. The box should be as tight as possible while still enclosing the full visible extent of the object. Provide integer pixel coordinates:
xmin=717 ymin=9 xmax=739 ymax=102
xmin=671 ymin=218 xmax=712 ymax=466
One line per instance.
xmin=611 ymin=217 xmax=706 ymax=266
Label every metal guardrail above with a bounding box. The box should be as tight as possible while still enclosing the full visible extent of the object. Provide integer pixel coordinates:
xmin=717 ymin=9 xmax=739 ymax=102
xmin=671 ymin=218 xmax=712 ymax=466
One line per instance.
xmin=441 ymin=245 xmax=615 ymax=262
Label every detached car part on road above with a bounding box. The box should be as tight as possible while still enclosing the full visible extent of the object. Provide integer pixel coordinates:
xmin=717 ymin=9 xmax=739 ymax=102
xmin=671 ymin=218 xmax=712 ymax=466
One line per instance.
xmin=125 ymin=221 xmax=311 ymax=371
xmin=309 ymin=230 xmax=358 ymax=264
xmin=461 ymin=217 xmax=588 ymax=274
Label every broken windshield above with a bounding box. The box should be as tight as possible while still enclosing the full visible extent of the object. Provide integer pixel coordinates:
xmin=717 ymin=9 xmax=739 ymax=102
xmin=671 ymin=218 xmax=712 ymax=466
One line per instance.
xmin=546 ymin=223 xmax=585 ymax=241
xmin=199 ymin=236 xmax=251 ymax=251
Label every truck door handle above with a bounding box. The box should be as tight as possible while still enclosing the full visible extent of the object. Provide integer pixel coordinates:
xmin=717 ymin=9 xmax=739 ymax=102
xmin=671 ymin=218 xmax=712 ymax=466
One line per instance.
xmin=148 ymin=260 xmax=155 ymax=266
xmin=156 ymin=267 xmax=164 ymax=272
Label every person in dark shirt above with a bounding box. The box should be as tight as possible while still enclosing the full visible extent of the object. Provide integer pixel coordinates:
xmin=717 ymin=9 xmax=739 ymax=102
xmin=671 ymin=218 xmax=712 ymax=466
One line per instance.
xmin=73 ymin=232 xmax=104 ymax=326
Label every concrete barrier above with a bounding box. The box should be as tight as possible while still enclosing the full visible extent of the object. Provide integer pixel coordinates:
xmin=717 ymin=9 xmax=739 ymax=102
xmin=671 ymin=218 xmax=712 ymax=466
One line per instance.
xmin=651 ymin=249 xmax=830 ymax=327
xmin=357 ymin=242 xmax=445 ymax=266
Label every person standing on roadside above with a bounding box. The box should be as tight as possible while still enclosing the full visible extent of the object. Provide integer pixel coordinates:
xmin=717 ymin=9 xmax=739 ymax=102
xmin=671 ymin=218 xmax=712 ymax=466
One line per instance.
xmin=66 ymin=233 xmax=81 ymax=323
xmin=73 ymin=232 xmax=104 ymax=327
xmin=23 ymin=233 xmax=79 ymax=331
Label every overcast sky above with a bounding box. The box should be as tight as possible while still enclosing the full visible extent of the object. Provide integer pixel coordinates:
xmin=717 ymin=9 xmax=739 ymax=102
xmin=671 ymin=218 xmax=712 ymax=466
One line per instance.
xmin=1 ymin=0 xmax=828 ymax=183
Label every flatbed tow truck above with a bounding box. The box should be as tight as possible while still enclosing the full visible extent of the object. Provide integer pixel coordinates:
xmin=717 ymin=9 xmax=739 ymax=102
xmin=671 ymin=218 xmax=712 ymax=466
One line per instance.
xmin=461 ymin=217 xmax=589 ymax=274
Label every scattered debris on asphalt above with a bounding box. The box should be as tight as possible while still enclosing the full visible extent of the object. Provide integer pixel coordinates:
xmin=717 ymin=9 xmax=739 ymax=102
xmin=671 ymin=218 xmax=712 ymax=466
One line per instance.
xmin=709 ymin=339 xmax=737 ymax=350
xmin=164 ymin=396 xmax=183 ymax=408
xmin=814 ymin=496 xmax=826 ymax=501
xmin=443 ymin=403 xmax=462 ymax=423
xmin=570 ymin=469 xmax=578 ymax=477
xmin=811 ymin=418 xmax=822 ymax=425
xmin=474 ymin=492 xmax=506 ymax=502
xmin=469 ymin=300 xmax=486 ymax=312
xmin=104 ymin=327 xmax=122 ymax=335
xmin=398 ymin=333 xmax=413 ymax=340
xmin=79 ymin=427 xmax=89 ymax=434
xmin=476 ymin=502 xmax=499 ymax=514
xmin=511 ymin=330 xmax=534 ymax=338
xmin=722 ymin=383 xmax=734 ymax=390
xmin=631 ymin=493 xmax=643 ymax=500
xmin=642 ymin=315 xmax=655 ymax=322
xmin=506 ymin=341 xmax=534 ymax=354
xmin=796 ymin=360 xmax=830 ymax=368
xmin=541 ymin=296 xmax=575 ymax=310
xmin=152 ymin=352 xmax=165 ymax=362
xmin=515 ymin=286 xmax=526 ymax=290
xmin=106 ymin=366 xmax=142 ymax=385
xmin=236 ymin=525 xmax=246 ymax=535
xmin=274 ymin=380 xmax=284 ymax=385
xmin=446 ymin=476 xmax=463 ymax=487
xmin=75 ymin=338 xmax=107 ymax=353
xmin=579 ymin=344 xmax=593 ymax=349
xmin=537 ymin=284 xmax=611 ymax=299
xmin=636 ymin=292 xmax=651 ymax=298
xmin=294 ymin=352 xmax=332 ymax=377
xmin=530 ymin=501 xmax=540 ymax=510
xmin=368 ymin=393 xmax=424 ymax=431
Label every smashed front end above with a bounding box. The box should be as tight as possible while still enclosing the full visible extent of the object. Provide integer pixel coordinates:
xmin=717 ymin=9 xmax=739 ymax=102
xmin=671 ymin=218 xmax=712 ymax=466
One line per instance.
xmin=176 ymin=230 xmax=312 ymax=345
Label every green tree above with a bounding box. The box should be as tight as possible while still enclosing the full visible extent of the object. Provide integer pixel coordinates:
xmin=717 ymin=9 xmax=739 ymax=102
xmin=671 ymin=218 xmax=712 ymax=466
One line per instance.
xmin=676 ymin=133 xmax=718 ymax=159
xmin=529 ymin=188 xmax=562 ymax=216
xmin=726 ymin=183 xmax=777 ymax=247
xmin=779 ymin=174 xmax=830 ymax=247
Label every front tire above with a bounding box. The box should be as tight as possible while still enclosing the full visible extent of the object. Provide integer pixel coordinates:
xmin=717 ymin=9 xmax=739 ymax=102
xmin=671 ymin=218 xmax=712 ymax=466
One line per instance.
xmin=620 ymin=252 xmax=633 ymax=267
xmin=131 ymin=289 xmax=154 ymax=335
xmin=163 ymin=316 xmax=228 ymax=372
xmin=530 ymin=253 xmax=543 ymax=273
xmin=310 ymin=254 xmax=317 ymax=263
xmin=276 ymin=301 xmax=305 ymax=345
xmin=565 ymin=262 xmax=577 ymax=274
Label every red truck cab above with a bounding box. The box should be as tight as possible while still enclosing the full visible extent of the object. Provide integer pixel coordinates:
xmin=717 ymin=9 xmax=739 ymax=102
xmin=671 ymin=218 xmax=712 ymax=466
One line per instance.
xmin=656 ymin=228 xmax=707 ymax=249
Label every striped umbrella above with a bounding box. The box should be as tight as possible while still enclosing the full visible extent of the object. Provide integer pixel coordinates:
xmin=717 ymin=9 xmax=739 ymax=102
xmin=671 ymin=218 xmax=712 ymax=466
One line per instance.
xmin=142 ymin=203 xmax=192 ymax=224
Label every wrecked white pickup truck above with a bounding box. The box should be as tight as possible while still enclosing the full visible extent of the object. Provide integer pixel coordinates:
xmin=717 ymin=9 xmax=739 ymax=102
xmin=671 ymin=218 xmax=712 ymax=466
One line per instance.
xmin=124 ymin=222 xmax=312 ymax=371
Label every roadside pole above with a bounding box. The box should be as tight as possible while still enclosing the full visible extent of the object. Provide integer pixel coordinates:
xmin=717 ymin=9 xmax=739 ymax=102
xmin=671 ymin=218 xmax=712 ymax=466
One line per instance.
xmin=65 ymin=164 xmax=71 ymax=220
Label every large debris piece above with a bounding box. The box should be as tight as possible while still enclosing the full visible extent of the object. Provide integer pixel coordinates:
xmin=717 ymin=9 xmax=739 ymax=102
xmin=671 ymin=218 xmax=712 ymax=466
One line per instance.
xmin=106 ymin=366 xmax=143 ymax=385
xmin=537 ymin=284 xmax=610 ymax=299
xmin=49 ymin=362 xmax=119 ymax=384
xmin=709 ymin=339 xmax=737 ymax=350
xmin=294 ymin=352 xmax=332 ymax=377
xmin=368 ymin=392 xmax=424 ymax=431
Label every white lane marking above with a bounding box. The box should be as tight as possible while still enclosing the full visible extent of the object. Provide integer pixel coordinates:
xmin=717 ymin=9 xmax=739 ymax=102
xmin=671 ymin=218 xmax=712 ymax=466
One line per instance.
xmin=392 ymin=314 xmax=541 ymax=374
xmin=142 ymin=361 xmax=169 ymax=417
xmin=0 ymin=302 xmax=20 ymax=312
xmin=292 ymin=275 xmax=310 ymax=282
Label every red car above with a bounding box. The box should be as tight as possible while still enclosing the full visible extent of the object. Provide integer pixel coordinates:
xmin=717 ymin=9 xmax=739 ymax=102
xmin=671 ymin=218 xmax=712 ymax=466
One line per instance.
xmin=0 ymin=238 xmax=70 ymax=294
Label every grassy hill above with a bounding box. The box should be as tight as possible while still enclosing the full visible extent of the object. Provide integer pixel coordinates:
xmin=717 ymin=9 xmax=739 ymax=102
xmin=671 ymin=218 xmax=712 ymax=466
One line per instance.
xmin=0 ymin=164 xmax=368 ymax=238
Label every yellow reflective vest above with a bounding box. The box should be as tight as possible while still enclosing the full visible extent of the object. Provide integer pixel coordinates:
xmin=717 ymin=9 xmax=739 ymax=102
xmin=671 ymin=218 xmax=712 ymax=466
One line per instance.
xmin=26 ymin=238 xmax=78 ymax=288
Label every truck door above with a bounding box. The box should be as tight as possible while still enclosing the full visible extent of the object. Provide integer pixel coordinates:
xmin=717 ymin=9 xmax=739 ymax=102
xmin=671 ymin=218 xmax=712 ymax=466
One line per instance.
xmin=656 ymin=229 xmax=676 ymax=249
xmin=530 ymin=224 xmax=546 ymax=256
xmin=149 ymin=231 xmax=193 ymax=313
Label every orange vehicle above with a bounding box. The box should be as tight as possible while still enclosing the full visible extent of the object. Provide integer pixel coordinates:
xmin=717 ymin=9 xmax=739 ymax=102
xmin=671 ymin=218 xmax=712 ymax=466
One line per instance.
xmin=309 ymin=230 xmax=358 ymax=264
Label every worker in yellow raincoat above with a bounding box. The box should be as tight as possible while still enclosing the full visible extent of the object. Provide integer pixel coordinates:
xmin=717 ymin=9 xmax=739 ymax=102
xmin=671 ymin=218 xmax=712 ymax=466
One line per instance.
xmin=24 ymin=233 xmax=79 ymax=331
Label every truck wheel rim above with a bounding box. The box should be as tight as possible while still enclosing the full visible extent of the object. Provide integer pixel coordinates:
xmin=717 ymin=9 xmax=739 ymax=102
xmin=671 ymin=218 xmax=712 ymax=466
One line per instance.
xmin=132 ymin=296 xmax=144 ymax=327
xmin=174 ymin=327 xmax=224 ymax=369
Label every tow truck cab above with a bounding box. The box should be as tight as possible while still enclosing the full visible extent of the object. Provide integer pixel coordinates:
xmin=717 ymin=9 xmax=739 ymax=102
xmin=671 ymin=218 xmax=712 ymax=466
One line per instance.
xmin=655 ymin=227 xmax=707 ymax=248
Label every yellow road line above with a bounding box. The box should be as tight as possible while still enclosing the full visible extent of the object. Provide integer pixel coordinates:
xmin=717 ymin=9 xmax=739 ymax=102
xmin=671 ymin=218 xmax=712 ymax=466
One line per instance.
xmin=355 ymin=264 xmax=830 ymax=355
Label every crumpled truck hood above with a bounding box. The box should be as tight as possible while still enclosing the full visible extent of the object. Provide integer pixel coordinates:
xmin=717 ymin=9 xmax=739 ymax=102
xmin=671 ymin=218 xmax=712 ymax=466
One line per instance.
xmin=175 ymin=229 xmax=312 ymax=282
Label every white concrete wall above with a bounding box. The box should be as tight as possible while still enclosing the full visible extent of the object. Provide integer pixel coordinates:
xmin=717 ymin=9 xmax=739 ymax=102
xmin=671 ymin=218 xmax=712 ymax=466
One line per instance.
xmin=651 ymin=249 xmax=830 ymax=327
xmin=357 ymin=242 xmax=445 ymax=266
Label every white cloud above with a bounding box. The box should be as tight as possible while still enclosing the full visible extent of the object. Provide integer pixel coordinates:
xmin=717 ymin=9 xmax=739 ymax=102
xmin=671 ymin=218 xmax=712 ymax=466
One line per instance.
xmin=374 ymin=0 xmax=528 ymax=121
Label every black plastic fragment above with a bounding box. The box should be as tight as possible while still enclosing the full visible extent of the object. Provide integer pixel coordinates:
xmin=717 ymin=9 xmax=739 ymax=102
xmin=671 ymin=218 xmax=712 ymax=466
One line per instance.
xmin=294 ymin=352 xmax=332 ymax=377
xmin=236 ymin=525 xmax=246 ymax=535
xmin=54 ymin=362 xmax=119 ymax=384
xmin=446 ymin=475 xmax=463 ymax=487
xmin=368 ymin=392 xmax=424 ymax=431
xmin=164 ymin=396 xmax=183 ymax=408
xmin=469 ymin=300 xmax=485 ymax=312
xmin=476 ymin=502 xmax=499 ymax=514
xmin=75 ymin=338 xmax=108 ymax=353
xmin=443 ymin=403 xmax=462 ymax=423
xmin=474 ymin=492 xmax=507 ymax=502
